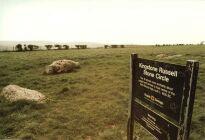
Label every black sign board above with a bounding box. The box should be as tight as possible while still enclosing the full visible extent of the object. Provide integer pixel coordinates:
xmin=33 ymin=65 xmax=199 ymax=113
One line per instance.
xmin=134 ymin=58 xmax=186 ymax=122
xmin=127 ymin=54 xmax=199 ymax=140
xmin=133 ymin=101 xmax=180 ymax=140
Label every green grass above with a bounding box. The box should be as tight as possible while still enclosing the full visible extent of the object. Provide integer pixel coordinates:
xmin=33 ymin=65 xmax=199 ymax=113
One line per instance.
xmin=0 ymin=46 xmax=204 ymax=139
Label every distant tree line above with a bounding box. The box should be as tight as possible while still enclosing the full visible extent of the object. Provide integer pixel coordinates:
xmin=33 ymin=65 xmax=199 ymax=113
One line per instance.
xmin=13 ymin=42 xmax=204 ymax=52
xmin=104 ymin=45 xmax=125 ymax=49
xmin=15 ymin=44 xmax=89 ymax=52
xmin=155 ymin=44 xmax=195 ymax=47
xmin=44 ymin=44 xmax=87 ymax=50
xmin=75 ymin=45 xmax=87 ymax=49
xmin=45 ymin=44 xmax=70 ymax=50
xmin=15 ymin=44 xmax=39 ymax=52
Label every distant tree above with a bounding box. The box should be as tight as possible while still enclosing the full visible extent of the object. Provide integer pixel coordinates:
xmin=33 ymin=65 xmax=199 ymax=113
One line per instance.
xmin=63 ymin=45 xmax=69 ymax=49
xmin=80 ymin=45 xmax=87 ymax=49
xmin=33 ymin=45 xmax=39 ymax=50
xmin=75 ymin=45 xmax=87 ymax=49
xmin=200 ymin=41 xmax=205 ymax=45
xmin=27 ymin=44 xmax=34 ymax=51
xmin=120 ymin=45 xmax=125 ymax=48
xmin=54 ymin=44 xmax=62 ymax=50
xmin=104 ymin=45 xmax=109 ymax=49
xmin=15 ymin=44 xmax=23 ymax=51
xmin=24 ymin=46 xmax=28 ymax=51
xmin=45 ymin=45 xmax=52 ymax=50
xmin=27 ymin=44 xmax=39 ymax=51
xmin=75 ymin=45 xmax=80 ymax=49
xmin=111 ymin=45 xmax=118 ymax=48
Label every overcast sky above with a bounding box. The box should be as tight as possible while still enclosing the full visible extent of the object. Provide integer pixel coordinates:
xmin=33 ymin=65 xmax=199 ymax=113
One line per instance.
xmin=0 ymin=0 xmax=205 ymax=44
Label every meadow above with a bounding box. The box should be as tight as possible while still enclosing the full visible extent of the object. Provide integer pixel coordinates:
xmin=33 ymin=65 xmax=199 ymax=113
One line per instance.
xmin=0 ymin=46 xmax=204 ymax=140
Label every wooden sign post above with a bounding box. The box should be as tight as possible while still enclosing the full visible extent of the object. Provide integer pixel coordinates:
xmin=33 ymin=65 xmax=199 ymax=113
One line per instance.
xmin=127 ymin=53 xmax=199 ymax=140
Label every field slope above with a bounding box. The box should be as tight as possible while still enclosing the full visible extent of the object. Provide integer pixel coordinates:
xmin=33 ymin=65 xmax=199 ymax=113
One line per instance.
xmin=0 ymin=46 xmax=204 ymax=140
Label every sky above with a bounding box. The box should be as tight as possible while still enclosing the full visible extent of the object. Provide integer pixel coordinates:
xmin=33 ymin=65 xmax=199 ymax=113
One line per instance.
xmin=0 ymin=0 xmax=205 ymax=44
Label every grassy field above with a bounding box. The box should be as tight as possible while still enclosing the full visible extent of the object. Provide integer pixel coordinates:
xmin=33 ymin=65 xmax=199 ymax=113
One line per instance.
xmin=0 ymin=46 xmax=204 ymax=140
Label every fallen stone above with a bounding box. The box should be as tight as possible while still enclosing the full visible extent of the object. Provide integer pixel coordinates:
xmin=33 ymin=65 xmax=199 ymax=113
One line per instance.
xmin=45 ymin=59 xmax=80 ymax=74
xmin=1 ymin=85 xmax=45 ymax=103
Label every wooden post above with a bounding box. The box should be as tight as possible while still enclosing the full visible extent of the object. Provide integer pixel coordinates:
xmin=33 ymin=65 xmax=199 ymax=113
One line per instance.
xmin=182 ymin=60 xmax=199 ymax=140
xmin=128 ymin=53 xmax=138 ymax=140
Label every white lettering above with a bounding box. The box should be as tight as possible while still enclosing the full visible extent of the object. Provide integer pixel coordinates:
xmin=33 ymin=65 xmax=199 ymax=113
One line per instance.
xmin=156 ymin=74 xmax=169 ymax=82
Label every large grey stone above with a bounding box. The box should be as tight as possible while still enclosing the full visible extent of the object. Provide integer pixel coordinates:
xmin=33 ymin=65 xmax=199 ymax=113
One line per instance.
xmin=45 ymin=59 xmax=80 ymax=74
xmin=1 ymin=85 xmax=45 ymax=103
